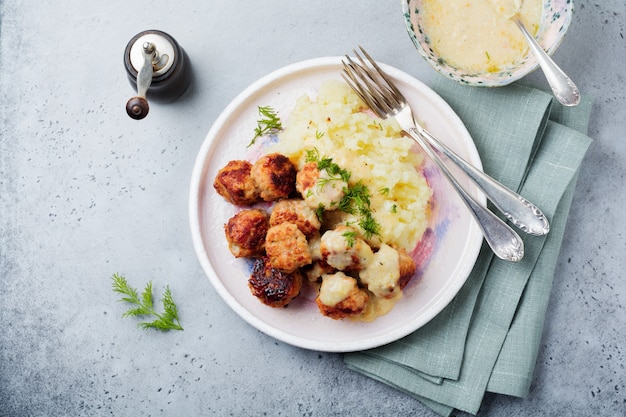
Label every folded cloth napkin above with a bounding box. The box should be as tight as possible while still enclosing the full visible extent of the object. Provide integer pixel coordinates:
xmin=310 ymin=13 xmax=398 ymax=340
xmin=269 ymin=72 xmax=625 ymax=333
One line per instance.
xmin=344 ymin=78 xmax=593 ymax=416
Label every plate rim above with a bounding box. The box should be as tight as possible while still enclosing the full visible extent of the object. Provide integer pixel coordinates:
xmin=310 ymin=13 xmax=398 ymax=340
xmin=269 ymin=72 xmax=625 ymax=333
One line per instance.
xmin=189 ymin=56 xmax=484 ymax=352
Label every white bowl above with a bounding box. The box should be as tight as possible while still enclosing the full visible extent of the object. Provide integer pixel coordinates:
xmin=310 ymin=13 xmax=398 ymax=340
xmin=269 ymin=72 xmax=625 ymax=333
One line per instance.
xmin=402 ymin=0 xmax=574 ymax=86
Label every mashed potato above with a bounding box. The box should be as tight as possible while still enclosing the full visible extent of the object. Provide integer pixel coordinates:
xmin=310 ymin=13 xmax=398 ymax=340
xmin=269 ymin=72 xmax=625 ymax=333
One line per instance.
xmin=271 ymin=80 xmax=432 ymax=251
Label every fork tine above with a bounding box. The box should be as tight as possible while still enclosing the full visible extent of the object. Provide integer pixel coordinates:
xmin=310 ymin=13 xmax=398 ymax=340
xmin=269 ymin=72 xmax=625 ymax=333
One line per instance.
xmin=356 ymin=46 xmax=406 ymax=104
xmin=341 ymin=61 xmax=371 ymax=107
xmin=342 ymin=60 xmax=384 ymax=116
xmin=342 ymin=54 xmax=394 ymax=117
xmin=342 ymin=47 xmax=407 ymax=119
xmin=350 ymin=53 xmax=396 ymax=114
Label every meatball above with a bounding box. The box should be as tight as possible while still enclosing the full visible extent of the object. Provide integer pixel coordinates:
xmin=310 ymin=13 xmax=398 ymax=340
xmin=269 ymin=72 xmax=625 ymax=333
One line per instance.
xmin=302 ymin=260 xmax=336 ymax=283
xmin=224 ymin=209 xmax=269 ymax=258
xmin=315 ymin=272 xmax=369 ymax=320
xmin=397 ymin=247 xmax=417 ymax=290
xmin=359 ymin=243 xmax=404 ymax=298
xmin=320 ymin=226 xmax=373 ymax=271
xmin=251 ymin=153 xmax=296 ymax=201
xmin=269 ymin=198 xmax=321 ymax=237
xmin=213 ymin=160 xmax=260 ymax=206
xmin=265 ymin=223 xmax=312 ymax=273
xmin=296 ymin=162 xmax=347 ymax=210
xmin=307 ymin=232 xmax=322 ymax=261
xmin=249 ymin=257 xmax=303 ymax=308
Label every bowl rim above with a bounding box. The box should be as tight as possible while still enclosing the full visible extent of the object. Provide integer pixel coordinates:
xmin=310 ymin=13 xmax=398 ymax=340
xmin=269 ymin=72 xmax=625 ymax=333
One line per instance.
xmin=188 ymin=56 xmax=485 ymax=352
xmin=401 ymin=0 xmax=574 ymax=87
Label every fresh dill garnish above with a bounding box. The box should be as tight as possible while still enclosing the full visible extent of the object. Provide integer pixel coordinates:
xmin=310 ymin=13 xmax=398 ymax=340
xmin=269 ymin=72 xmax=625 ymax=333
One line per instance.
xmin=338 ymin=181 xmax=381 ymax=239
xmin=391 ymin=204 xmax=397 ymax=213
xmin=112 ymin=273 xmax=183 ymax=331
xmin=247 ymin=106 xmax=283 ymax=147
xmin=315 ymin=130 xmax=325 ymax=139
xmin=315 ymin=204 xmax=326 ymax=222
xmin=305 ymin=148 xmax=350 ymax=183
xmin=343 ymin=230 xmax=357 ymax=248
xmin=305 ymin=148 xmax=381 ymax=239
xmin=485 ymin=51 xmax=490 ymax=60
xmin=305 ymin=148 xmax=320 ymax=163
xmin=358 ymin=211 xmax=382 ymax=240
xmin=379 ymin=187 xmax=390 ymax=196
xmin=339 ymin=181 xmax=371 ymax=214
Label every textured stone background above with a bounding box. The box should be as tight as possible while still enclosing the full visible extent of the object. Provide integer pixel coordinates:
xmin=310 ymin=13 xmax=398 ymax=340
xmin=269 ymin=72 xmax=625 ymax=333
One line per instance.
xmin=1 ymin=1 xmax=624 ymax=416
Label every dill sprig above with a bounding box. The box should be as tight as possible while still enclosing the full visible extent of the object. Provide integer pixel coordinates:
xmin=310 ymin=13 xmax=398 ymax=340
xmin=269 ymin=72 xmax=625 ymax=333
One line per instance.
xmin=339 ymin=181 xmax=381 ymax=240
xmin=112 ymin=273 xmax=183 ymax=331
xmin=305 ymin=148 xmax=351 ymax=183
xmin=342 ymin=230 xmax=357 ymax=248
xmin=315 ymin=204 xmax=326 ymax=222
xmin=304 ymin=148 xmax=382 ymax=240
xmin=248 ymin=106 xmax=283 ymax=147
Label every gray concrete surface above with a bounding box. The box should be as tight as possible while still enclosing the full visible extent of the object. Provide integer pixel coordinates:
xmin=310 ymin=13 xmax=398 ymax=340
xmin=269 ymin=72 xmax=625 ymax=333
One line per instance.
xmin=1 ymin=1 xmax=624 ymax=416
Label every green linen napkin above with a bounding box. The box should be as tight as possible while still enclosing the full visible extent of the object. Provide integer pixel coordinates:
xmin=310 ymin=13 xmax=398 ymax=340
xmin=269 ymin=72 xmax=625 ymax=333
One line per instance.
xmin=344 ymin=78 xmax=593 ymax=416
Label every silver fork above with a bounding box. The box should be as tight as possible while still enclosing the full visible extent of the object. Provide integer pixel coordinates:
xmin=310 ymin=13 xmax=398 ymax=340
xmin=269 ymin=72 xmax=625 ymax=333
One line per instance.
xmin=342 ymin=47 xmax=548 ymax=262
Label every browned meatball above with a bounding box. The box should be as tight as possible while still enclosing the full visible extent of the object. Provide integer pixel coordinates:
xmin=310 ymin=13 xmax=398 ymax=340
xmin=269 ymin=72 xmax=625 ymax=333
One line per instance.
xmin=296 ymin=161 xmax=347 ymax=209
xmin=249 ymin=256 xmax=303 ymax=308
xmin=251 ymin=153 xmax=296 ymax=201
xmin=398 ymin=247 xmax=417 ymax=290
xmin=358 ymin=244 xmax=411 ymax=299
xmin=315 ymin=272 xmax=369 ymax=320
xmin=320 ymin=226 xmax=373 ymax=271
xmin=224 ymin=209 xmax=269 ymax=258
xmin=213 ymin=160 xmax=260 ymax=206
xmin=295 ymin=162 xmax=319 ymax=194
xmin=302 ymin=260 xmax=336 ymax=283
xmin=269 ymin=198 xmax=321 ymax=237
xmin=265 ymin=223 xmax=312 ymax=273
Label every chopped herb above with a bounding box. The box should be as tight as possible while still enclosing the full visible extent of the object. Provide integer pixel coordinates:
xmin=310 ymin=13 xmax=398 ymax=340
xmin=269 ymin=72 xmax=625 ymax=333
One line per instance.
xmin=343 ymin=230 xmax=357 ymax=248
xmin=305 ymin=148 xmax=350 ymax=183
xmin=339 ymin=181 xmax=371 ymax=214
xmin=338 ymin=181 xmax=381 ymax=239
xmin=485 ymin=51 xmax=491 ymax=60
xmin=315 ymin=204 xmax=326 ymax=222
xmin=247 ymin=106 xmax=283 ymax=147
xmin=305 ymin=148 xmax=382 ymax=240
xmin=358 ymin=211 xmax=382 ymax=240
xmin=379 ymin=187 xmax=390 ymax=196
xmin=305 ymin=148 xmax=320 ymax=163
xmin=391 ymin=204 xmax=397 ymax=213
xmin=315 ymin=130 xmax=325 ymax=139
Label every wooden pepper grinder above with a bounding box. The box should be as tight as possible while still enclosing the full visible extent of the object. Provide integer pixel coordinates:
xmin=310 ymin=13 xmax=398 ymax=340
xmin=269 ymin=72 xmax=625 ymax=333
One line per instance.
xmin=124 ymin=30 xmax=192 ymax=120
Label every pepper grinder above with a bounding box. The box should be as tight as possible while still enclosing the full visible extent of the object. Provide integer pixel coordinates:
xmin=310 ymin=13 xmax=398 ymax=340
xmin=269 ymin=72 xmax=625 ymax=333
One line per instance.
xmin=124 ymin=30 xmax=192 ymax=120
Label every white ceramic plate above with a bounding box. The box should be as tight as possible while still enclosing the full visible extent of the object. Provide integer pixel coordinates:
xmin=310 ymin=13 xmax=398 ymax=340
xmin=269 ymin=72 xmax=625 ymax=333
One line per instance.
xmin=189 ymin=57 xmax=484 ymax=352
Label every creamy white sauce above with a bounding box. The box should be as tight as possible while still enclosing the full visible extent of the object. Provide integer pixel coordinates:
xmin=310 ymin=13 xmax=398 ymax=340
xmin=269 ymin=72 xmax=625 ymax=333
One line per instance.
xmin=319 ymin=272 xmax=356 ymax=307
xmin=307 ymin=233 xmax=322 ymax=261
xmin=356 ymin=289 xmax=403 ymax=323
xmin=420 ymin=0 xmax=542 ymax=73
xmin=303 ymin=169 xmax=347 ymax=210
xmin=321 ymin=227 xmax=373 ymax=271
xmin=358 ymin=244 xmax=400 ymax=299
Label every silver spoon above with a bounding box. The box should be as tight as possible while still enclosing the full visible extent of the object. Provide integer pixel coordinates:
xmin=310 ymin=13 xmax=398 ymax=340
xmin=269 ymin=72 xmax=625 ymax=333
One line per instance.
xmin=510 ymin=12 xmax=580 ymax=106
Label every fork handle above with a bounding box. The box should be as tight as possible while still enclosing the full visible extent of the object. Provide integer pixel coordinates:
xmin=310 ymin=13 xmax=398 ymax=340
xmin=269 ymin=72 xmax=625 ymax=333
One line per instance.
xmin=405 ymin=129 xmax=524 ymax=262
xmin=415 ymin=125 xmax=550 ymax=236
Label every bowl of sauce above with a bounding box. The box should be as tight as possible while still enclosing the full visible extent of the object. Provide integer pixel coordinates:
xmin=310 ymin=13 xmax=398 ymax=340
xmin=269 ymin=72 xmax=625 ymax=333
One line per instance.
xmin=403 ymin=0 xmax=574 ymax=86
